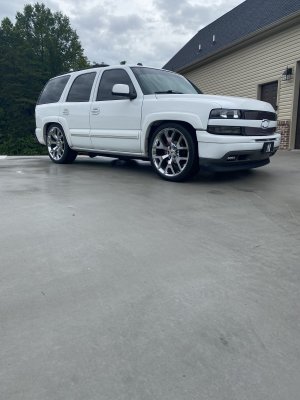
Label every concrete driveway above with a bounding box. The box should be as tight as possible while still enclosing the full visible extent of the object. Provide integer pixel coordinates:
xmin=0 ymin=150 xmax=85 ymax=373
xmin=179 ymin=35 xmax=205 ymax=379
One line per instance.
xmin=1 ymin=152 xmax=300 ymax=400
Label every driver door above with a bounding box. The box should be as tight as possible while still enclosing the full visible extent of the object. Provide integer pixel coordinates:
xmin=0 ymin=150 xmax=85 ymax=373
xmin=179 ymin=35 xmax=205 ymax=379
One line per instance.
xmin=90 ymin=69 xmax=142 ymax=153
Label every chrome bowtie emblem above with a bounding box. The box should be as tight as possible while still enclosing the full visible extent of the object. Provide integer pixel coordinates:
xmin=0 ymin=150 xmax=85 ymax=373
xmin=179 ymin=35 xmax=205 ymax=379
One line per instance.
xmin=261 ymin=119 xmax=270 ymax=129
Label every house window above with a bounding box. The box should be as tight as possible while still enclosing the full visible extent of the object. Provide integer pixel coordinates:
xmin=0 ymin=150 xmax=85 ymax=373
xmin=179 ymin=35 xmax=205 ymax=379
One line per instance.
xmin=260 ymin=81 xmax=278 ymax=110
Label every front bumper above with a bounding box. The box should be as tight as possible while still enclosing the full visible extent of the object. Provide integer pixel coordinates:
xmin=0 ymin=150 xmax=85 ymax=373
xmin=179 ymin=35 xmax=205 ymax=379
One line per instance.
xmin=196 ymin=130 xmax=280 ymax=171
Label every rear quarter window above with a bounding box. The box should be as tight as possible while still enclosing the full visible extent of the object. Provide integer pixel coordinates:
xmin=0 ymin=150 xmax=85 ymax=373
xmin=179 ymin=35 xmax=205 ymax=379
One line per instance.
xmin=66 ymin=72 xmax=96 ymax=102
xmin=37 ymin=75 xmax=70 ymax=105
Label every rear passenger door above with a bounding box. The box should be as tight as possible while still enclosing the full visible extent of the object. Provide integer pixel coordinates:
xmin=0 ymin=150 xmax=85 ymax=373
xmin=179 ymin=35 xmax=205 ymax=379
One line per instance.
xmin=90 ymin=69 xmax=142 ymax=153
xmin=60 ymin=71 xmax=97 ymax=149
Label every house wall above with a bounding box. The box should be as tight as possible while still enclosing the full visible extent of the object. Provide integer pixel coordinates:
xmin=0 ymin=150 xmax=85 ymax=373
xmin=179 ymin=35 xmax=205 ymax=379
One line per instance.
xmin=183 ymin=23 xmax=300 ymax=149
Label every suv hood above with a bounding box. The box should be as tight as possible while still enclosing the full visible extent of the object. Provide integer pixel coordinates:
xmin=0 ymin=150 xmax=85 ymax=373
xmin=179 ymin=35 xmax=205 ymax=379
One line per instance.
xmin=154 ymin=93 xmax=275 ymax=113
xmin=200 ymin=94 xmax=275 ymax=112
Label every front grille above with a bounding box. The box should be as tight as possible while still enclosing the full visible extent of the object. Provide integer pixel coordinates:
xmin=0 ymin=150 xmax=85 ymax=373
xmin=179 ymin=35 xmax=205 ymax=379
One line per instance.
xmin=207 ymin=126 xmax=277 ymax=136
xmin=242 ymin=111 xmax=277 ymax=121
xmin=243 ymin=127 xmax=277 ymax=136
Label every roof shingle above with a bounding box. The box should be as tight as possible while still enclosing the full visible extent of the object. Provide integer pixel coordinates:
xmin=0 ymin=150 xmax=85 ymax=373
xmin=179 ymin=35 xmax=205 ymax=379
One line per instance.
xmin=163 ymin=0 xmax=300 ymax=71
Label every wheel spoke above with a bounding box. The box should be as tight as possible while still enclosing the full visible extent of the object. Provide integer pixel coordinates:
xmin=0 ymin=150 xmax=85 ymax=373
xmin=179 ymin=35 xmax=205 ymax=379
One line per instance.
xmin=165 ymin=129 xmax=175 ymax=144
xmin=156 ymin=140 xmax=168 ymax=150
xmin=175 ymin=159 xmax=183 ymax=171
xmin=154 ymin=154 xmax=168 ymax=168
xmin=166 ymin=162 xmax=175 ymax=175
xmin=155 ymin=156 xmax=164 ymax=169
xmin=177 ymin=156 xmax=188 ymax=162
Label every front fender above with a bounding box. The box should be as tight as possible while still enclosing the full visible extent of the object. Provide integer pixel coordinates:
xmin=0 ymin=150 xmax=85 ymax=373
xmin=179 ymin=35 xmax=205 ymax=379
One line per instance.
xmin=141 ymin=112 xmax=204 ymax=154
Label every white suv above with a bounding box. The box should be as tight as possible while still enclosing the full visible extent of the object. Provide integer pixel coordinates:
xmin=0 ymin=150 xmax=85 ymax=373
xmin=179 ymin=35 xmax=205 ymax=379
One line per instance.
xmin=35 ymin=65 xmax=280 ymax=181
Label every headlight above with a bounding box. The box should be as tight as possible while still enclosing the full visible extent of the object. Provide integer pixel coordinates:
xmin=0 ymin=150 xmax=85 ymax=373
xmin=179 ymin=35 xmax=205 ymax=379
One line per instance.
xmin=210 ymin=109 xmax=242 ymax=119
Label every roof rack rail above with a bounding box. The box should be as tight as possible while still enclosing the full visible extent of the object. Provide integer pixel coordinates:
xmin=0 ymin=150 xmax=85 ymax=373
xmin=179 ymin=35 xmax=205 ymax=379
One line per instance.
xmin=91 ymin=63 xmax=110 ymax=68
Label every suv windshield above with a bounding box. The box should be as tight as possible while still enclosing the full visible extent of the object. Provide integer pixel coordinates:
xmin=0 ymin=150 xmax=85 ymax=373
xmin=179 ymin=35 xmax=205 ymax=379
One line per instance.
xmin=131 ymin=67 xmax=202 ymax=95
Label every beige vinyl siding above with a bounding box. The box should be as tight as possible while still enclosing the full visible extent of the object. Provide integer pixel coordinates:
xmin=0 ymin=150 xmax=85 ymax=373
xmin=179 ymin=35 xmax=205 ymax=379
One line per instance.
xmin=184 ymin=24 xmax=300 ymax=120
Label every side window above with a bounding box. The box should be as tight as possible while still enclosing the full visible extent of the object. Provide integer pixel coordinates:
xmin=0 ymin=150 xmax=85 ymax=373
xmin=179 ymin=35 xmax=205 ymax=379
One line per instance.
xmin=66 ymin=72 xmax=96 ymax=102
xmin=37 ymin=75 xmax=70 ymax=105
xmin=260 ymin=81 xmax=278 ymax=110
xmin=97 ymin=69 xmax=136 ymax=101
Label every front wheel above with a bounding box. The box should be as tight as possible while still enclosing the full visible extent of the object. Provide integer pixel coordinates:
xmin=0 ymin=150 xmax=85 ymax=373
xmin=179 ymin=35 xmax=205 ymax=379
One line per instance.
xmin=150 ymin=123 xmax=198 ymax=182
xmin=46 ymin=124 xmax=77 ymax=164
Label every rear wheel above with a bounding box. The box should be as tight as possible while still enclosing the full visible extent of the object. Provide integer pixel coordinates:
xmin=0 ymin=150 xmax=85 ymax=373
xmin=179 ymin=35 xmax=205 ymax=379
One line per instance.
xmin=46 ymin=124 xmax=77 ymax=164
xmin=150 ymin=123 xmax=198 ymax=181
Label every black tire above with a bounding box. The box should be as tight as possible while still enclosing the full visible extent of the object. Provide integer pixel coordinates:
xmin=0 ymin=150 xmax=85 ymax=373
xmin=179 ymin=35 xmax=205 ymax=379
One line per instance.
xmin=46 ymin=124 xmax=77 ymax=164
xmin=149 ymin=123 xmax=199 ymax=182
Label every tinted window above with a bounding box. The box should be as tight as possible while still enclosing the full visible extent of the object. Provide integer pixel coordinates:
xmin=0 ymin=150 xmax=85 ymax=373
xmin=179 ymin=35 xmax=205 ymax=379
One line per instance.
xmin=131 ymin=67 xmax=198 ymax=95
xmin=97 ymin=69 xmax=135 ymax=101
xmin=187 ymin=79 xmax=203 ymax=94
xmin=38 ymin=75 xmax=70 ymax=105
xmin=67 ymin=72 xmax=96 ymax=102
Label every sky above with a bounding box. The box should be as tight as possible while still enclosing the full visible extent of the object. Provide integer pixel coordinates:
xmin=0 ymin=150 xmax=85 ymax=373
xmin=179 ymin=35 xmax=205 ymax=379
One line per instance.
xmin=0 ymin=0 xmax=244 ymax=67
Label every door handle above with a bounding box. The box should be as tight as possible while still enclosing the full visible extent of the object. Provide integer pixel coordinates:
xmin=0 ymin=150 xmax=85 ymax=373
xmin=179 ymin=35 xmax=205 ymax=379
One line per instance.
xmin=62 ymin=109 xmax=69 ymax=116
xmin=91 ymin=107 xmax=100 ymax=115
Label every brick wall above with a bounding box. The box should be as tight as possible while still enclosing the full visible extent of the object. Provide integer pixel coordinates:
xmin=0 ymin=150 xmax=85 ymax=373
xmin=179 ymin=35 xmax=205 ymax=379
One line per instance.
xmin=277 ymin=120 xmax=291 ymax=149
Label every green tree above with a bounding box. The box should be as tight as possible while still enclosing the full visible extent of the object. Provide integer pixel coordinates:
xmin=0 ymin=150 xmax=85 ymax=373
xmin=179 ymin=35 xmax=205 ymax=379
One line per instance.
xmin=0 ymin=3 xmax=89 ymax=155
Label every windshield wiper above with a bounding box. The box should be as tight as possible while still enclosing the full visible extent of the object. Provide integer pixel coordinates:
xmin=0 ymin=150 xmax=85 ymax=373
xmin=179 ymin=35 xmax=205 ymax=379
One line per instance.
xmin=154 ymin=90 xmax=183 ymax=94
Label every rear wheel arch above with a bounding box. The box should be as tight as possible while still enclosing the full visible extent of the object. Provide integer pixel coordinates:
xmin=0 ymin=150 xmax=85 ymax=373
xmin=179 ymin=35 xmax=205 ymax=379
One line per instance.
xmin=43 ymin=122 xmax=72 ymax=147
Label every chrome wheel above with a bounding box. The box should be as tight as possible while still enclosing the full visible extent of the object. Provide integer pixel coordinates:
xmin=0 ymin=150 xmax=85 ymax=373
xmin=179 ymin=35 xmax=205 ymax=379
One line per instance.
xmin=47 ymin=126 xmax=65 ymax=161
xmin=152 ymin=127 xmax=189 ymax=177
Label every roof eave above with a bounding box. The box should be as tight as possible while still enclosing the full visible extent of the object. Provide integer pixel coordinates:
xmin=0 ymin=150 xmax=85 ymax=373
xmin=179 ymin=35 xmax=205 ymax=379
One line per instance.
xmin=177 ymin=11 xmax=300 ymax=74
